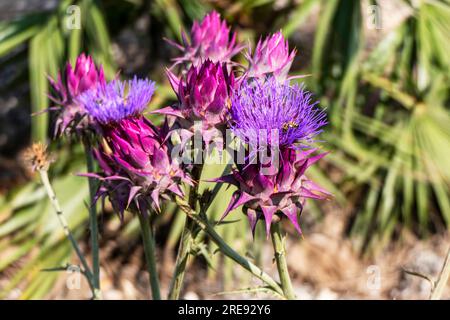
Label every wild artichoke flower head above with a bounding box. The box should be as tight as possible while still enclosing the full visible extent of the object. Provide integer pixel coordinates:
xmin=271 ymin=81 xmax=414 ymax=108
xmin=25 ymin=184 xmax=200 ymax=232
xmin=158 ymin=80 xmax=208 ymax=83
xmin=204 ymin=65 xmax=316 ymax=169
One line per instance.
xmin=66 ymin=54 xmax=106 ymax=98
xmin=93 ymin=117 xmax=191 ymax=215
xmin=78 ymin=76 xmax=155 ymax=125
xmin=167 ymin=60 xmax=235 ymax=126
xmin=217 ymin=148 xmax=331 ymax=236
xmin=167 ymin=11 xmax=243 ymax=66
xmin=230 ymin=77 xmax=327 ymax=153
xmin=81 ymin=77 xmax=191 ymax=215
xmin=246 ymin=32 xmax=296 ymax=82
xmin=48 ymin=53 xmax=105 ymax=136
xmin=159 ymin=60 xmax=235 ymax=147
xmin=217 ymin=77 xmax=330 ymax=237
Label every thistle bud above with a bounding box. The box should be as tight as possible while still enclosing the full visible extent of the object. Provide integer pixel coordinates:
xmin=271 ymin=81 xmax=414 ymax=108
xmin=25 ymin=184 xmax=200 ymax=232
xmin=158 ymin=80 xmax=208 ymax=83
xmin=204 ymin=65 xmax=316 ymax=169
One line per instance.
xmin=48 ymin=54 xmax=106 ymax=136
xmin=167 ymin=11 xmax=243 ymax=66
xmin=246 ymin=32 xmax=295 ymax=82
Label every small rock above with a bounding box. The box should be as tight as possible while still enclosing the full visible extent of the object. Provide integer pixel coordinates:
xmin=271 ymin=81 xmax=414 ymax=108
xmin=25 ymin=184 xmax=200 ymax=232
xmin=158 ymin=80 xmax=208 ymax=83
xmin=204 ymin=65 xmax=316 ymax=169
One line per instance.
xmin=316 ymin=288 xmax=339 ymax=300
xmin=293 ymin=285 xmax=314 ymax=300
xmin=184 ymin=291 xmax=199 ymax=300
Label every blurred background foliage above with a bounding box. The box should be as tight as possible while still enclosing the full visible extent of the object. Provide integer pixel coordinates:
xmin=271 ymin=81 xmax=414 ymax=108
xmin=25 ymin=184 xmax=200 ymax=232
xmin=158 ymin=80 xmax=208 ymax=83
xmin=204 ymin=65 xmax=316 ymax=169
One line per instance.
xmin=0 ymin=0 xmax=449 ymax=298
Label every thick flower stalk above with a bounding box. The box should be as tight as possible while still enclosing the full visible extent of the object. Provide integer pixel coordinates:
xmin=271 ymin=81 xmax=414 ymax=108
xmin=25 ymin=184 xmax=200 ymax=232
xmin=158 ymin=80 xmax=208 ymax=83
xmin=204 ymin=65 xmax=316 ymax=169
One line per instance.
xmin=245 ymin=32 xmax=296 ymax=82
xmin=160 ymin=60 xmax=235 ymax=298
xmin=166 ymin=11 xmax=243 ymax=67
xmin=218 ymin=77 xmax=330 ymax=236
xmin=48 ymin=53 xmax=106 ymax=136
xmin=159 ymin=59 xmax=235 ymax=146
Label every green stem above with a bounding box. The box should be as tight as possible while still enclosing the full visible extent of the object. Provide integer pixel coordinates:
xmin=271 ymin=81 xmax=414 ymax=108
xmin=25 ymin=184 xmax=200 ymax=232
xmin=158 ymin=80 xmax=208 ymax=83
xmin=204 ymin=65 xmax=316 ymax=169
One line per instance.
xmin=175 ymin=196 xmax=284 ymax=297
xmin=192 ymin=164 xmax=232 ymax=246
xmin=167 ymin=218 xmax=194 ymax=299
xmin=138 ymin=213 xmax=161 ymax=300
xmin=200 ymin=164 xmax=232 ymax=216
xmin=270 ymin=223 xmax=296 ymax=300
xmin=168 ymin=165 xmax=202 ymax=300
xmin=83 ymin=141 xmax=101 ymax=300
xmin=38 ymin=169 xmax=96 ymax=296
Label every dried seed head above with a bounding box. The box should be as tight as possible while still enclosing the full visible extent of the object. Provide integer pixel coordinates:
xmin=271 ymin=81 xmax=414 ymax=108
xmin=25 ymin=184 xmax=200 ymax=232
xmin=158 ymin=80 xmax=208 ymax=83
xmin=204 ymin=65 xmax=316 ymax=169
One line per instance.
xmin=23 ymin=142 xmax=53 ymax=172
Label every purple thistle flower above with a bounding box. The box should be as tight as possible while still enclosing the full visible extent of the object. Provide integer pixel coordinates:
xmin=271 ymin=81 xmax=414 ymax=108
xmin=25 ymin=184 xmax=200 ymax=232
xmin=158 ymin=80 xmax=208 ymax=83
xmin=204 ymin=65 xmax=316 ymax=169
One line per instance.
xmin=167 ymin=11 xmax=244 ymax=66
xmin=230 ymin=77 xmax=327 ymax=152
xmin=245 ymin=31 xmax=296 ymax=81
xmin=48 ymin=53 xmax=106 ymax=136
xmin=78 ymin=77 xmax=155 ymax=125
xmin=77 ymin=75 xmax=186 ymax=215
xmin=89 ymin=116 xmax=192 ymax=216
xmin=215 ymin=148 xmax=331 ymax=237
xmin=165 ymin=60 xmax=234 ymax=125
xmin=216 ymin=76 xmax=330 ymax=237
xmin=156 ymin=60 xmax=235 ymax=146
xmin=66 ymin=54 xmax=105 ymax=98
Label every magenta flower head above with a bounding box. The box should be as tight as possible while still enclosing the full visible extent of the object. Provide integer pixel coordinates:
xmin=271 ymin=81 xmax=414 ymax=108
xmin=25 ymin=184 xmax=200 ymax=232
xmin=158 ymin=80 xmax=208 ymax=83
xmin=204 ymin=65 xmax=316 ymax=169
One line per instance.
xmin=80 ymin=77 xmax=191 ymax=216
xmin=66 ymin=53 xmax=105 ymax=98
xmin=216 ymin=77 xmax=330 ymax=237
xmin=167 ymin=60 xmax=234 ymax=126
xmin=158 ymin=60 xmax=235 ymax=146
xmin=246 ymin=32 xmax=296 ymax=82
xmin=217 ymin=149 xmax=331 ymax=237
xmin=48 ymin=53 xmax=105 ymax=136
xmin=92 ymin=117 xmax=191 ymax=216
xmin=167 ymin=11 xmax=243 ymax=66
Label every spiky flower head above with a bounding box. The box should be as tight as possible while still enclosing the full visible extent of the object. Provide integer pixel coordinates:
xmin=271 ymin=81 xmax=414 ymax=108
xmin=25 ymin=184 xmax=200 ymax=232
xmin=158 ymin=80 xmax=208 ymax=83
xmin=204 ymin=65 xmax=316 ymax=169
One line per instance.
xmin=230 ymin=77 xmax=327 ymax=153
xmin=216 ymin=148 xmax=331 ymax=236
xmin=78 ymin=77 xmax=155 ymax=125
xmin=246 ymin=32 xmax=296 ymax=81
xmin=81 ymin=77 xmax=190 ymax=215
xmin=157 ymin=60 xmax=235 ymax=147
xmin=91 ymin=117 xmax=191 ymax=216
xmin=167 ymin=60 xmax=234 ymax=126
xmin=66 ymin=54 xmax=106 ymax=98
xmin=167 ymin=11 xmax=243 ymax=66
xmin=217 ymin=76 xmax=330 ymax=237
xmin=48 ymin=53 xmax=105 ymax=136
